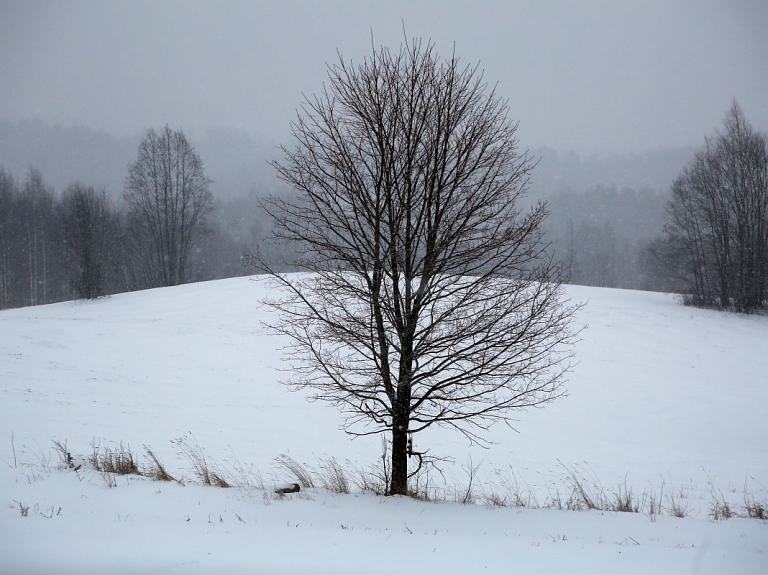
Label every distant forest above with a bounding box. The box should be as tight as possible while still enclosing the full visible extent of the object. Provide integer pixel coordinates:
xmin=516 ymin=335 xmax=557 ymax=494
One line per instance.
xmin=0 ymin=120 xmax=693 ymax=309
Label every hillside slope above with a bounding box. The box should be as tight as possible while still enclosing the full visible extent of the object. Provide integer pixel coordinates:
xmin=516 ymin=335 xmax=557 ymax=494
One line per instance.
xmin=1 ymin=277 xmax=766 ymax=573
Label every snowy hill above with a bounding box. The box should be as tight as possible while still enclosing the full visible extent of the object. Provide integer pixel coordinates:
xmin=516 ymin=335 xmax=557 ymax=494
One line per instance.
xmin=1 ymin=277 xmax=766 ymax=574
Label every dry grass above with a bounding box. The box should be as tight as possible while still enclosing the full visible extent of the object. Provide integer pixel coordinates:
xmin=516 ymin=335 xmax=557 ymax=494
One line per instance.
xmin=33 ymin=436 xmax=768 ymax=522
xmin=350 ymin=437 xmax=391 ymax=495
xmin=350 ymin=464 xmax=388 ymax=496
xmin=173 ymin=435 xmax=231 ymax=488
xmin=317 ymin=456 xmax=350 ymax=494
xmin=743 ymin=496 xmax=767 ymax=520
xmin=14 ymin=500 xmax=29 ymax=517
xmin=666 ymin=484 xmax=692 ymax=518
xmin=89 ymin=441 xmax=140 ymax=475
xmin=610 ymin=479 xmax=640 ymax=513
xmin=52 ymin=440 xmax=75 ymax=470
xmin=709 ymin=492 xmax=735 ymax=521
xmin=230 ymin=455 xmax=265 ymax=490
xmin=273 ymin=453 xmax=314 ymax=489
xmin=490 ymin=468 xmax=539 ymax=508
xmin=142 ymin=446 xmax=176 ymax=482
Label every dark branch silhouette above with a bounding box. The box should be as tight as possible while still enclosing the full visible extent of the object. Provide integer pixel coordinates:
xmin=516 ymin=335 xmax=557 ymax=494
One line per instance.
xmin=253 ymin=38 xmax=580 ymax=496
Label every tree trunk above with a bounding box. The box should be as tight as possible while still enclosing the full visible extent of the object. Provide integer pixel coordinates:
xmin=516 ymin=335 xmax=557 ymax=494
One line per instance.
xmin=390 ymin=418 xmax=409 ymax=496
xmin=390 ymin=353 xmax=414 ymax=496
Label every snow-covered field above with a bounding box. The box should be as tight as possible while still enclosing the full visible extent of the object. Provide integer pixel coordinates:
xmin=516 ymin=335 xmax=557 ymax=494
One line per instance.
xmin=1 ymin=276 xmax=766 ymax=574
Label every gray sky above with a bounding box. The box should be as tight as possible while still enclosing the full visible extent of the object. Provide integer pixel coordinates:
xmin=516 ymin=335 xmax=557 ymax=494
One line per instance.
xmin=1 ymin=0 xmax=766 ymax=156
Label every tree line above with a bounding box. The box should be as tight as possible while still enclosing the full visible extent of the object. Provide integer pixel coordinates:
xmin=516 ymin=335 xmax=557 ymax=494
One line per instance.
xmin=0 ymin=162 xmax=672 ymax=310
xmin=2 ymin=108 xmax=765 ymax=313
xmin=0 ymin=126 xmax=286 ymax=310
xmin=544 ymin=185 xmax=669 ymax=291
xmin=542 ymin=102 xmax=768 ymax=313
xmin=652 ymin=102 xmax=768 ymax=312
xmin=1 ymin=164 xmax=182 ymax=308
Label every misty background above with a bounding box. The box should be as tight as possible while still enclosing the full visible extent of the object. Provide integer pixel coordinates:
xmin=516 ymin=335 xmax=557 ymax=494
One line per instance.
xmin=1 ymin=0 xmax=766 ymax=305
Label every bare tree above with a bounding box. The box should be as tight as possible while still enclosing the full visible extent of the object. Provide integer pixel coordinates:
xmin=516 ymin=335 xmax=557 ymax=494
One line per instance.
xmin=1 ymin=167 xmax=72 ymax=308
xmin=124 ymin=125 xmax=213 ymax=287
xmin=0 ymin=168 xmax=17 ymax=309
xmin=20 ymin=168 xmax=58 ymax=306
xmin=60 ymin=183 xmax=120 ymax=299
xmin=660 ymin=102 xmax=768 ymax=312
xmin=256 ymin=39 xmax=580 ymax=496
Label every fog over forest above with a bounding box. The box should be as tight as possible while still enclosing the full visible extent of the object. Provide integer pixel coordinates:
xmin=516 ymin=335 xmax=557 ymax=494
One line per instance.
xmin=0 ymin=120 xmax=696 ymax=204
xmin=1 ymin=1 xmax=766 ymax=307
xmin=0 ymin=119 xmax=695 ymax=305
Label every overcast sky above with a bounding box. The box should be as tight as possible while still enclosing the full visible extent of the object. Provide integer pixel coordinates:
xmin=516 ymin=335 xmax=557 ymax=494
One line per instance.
xmin=1 ymin=0 xmax=766 ymax=156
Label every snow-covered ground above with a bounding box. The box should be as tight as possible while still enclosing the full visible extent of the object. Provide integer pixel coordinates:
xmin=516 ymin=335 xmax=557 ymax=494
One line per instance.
xmin=1 ymin=276 xmax=766 ymax=574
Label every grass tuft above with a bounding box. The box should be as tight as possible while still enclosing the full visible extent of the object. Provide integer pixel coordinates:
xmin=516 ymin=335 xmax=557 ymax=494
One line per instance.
xmin=709 ymin=494 xmax=734 ymax=521
xmin=317 ymin=456 xmax=350 ymax=494
xmin=667 ymin=489 xmax=692 ymax=518
xmin=14 ymin=501 xmax=29 ymax=517
xmin=52 ymin=440 xmax=75 ymax=471
xmin=351 ymin=465 xmax=388 ymax=496
xmin=89 ymin=441 xmax=140 ymax=475
xmin=173 ymin=435 xmax=231 ymax=488
xmin=273 ymin=454 xmax=314 ymax=489
xmin=610 ymin=479 xmax=639 ymax=513
xmin=743 ymin=496 xmax=767 ymax=520
xmin=142 ymin=446 xmax=176 ymax=482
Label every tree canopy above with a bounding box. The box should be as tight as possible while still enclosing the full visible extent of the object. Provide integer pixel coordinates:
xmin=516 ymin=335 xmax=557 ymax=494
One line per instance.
xmin=259 ymin=39 xmax=580 ymax=495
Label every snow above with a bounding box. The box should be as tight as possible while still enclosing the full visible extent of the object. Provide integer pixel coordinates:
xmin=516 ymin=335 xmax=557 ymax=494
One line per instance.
xmin=1 ymin=276 xmax=767 ymax=573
